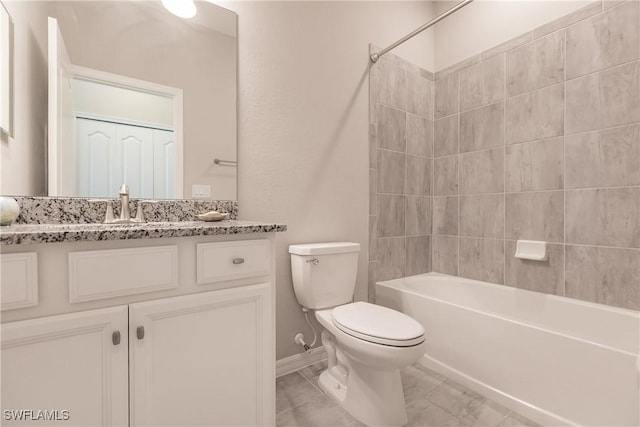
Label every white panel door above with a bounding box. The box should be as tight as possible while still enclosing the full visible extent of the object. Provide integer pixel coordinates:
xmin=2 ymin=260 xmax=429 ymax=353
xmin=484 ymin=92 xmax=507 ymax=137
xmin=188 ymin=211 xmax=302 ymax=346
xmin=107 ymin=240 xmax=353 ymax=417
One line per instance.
xmin=116 ymin=124 xmax=154 ymax=199
xmin=1 ymin=306 xmax=129 ymax=426
xmin=153 ymin=129 xmax=175 ymax=199
xmin=76 ymin=118 xmax=116 ymax=197
xmin=129 ymin=284 xmax=274 ymax=427
xmin=47 ymin=17 xmax=75 ymax=196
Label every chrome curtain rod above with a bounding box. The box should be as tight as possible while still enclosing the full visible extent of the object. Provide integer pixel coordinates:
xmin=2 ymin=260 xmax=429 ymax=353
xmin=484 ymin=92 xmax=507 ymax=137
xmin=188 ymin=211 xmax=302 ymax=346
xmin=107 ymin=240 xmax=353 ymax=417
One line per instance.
xmin=370 ymin=0 xmax=475 ymax=63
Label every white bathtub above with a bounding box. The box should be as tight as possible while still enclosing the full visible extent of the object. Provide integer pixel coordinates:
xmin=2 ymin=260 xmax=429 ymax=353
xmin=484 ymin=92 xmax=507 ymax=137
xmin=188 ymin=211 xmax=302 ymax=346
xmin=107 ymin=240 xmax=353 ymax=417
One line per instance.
xmin=376 ymin=273 xmax=640 ymax=426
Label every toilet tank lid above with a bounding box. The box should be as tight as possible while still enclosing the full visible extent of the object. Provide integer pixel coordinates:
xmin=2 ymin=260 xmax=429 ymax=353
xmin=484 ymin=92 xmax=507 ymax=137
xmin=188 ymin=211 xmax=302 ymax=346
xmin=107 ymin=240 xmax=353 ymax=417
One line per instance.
xmin=289 ymin=242 xmax=360 ymax=255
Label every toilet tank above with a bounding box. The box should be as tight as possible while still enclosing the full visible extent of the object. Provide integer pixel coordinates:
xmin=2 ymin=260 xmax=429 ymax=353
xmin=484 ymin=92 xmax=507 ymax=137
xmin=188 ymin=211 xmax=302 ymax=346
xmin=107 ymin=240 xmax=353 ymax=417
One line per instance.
xmin=289 ymin=242 xmax=360 ymax=309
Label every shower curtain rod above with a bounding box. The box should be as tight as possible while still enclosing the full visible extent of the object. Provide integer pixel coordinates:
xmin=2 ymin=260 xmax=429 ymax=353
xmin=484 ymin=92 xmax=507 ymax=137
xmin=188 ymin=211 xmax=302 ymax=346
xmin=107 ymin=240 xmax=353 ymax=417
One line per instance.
xmin=370 ymin=0 xmax=475 ymax=63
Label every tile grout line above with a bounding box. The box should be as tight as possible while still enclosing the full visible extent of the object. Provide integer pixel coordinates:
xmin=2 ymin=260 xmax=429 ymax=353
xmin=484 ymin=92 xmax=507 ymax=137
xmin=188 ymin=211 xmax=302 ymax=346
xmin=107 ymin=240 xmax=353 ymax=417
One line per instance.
xmin=563 ymin=27 xmax=568 ymax=299
xmin=503 ymin=47 xmax=508 ymax=286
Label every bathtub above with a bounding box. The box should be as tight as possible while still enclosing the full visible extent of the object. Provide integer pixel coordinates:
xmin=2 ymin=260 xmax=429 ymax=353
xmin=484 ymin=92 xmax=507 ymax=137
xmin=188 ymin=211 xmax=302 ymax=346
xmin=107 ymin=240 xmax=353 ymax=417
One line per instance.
xmin=376 ymin=273 xmax=639 ymax=426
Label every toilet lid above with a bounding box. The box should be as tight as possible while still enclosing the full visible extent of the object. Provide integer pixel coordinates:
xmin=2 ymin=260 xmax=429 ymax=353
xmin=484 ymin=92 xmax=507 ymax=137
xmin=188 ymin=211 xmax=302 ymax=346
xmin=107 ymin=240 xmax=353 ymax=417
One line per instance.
xmin=332 ymin=302 xmax=425 ymax=347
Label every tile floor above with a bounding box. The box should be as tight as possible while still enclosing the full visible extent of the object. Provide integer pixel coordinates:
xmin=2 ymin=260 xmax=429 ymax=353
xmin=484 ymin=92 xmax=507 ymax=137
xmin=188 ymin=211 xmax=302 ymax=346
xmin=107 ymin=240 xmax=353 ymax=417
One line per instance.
xmin=276 ymin=361 xmax=541 ymax=427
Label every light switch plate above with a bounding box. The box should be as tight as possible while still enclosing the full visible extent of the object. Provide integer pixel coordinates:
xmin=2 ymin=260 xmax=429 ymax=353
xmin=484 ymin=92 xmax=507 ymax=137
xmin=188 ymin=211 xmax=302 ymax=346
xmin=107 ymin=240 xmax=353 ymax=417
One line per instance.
xmin=191 ymin=184 xmax=211 ymax=198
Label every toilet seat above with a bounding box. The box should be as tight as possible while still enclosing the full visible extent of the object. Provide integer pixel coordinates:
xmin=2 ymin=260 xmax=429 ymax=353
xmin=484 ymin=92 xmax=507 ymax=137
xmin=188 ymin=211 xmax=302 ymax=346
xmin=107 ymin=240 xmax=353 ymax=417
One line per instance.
xmin=332 ymin=302 xmax=425 ymax=347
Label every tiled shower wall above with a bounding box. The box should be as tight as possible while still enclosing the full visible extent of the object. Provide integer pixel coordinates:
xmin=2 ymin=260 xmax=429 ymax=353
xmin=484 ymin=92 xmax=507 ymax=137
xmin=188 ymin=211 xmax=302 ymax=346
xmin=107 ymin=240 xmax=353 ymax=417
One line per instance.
xmin=368 ymin=48 xmax=435 ymax=300
xmin=369 ymin=1 xmax=640 ymax=311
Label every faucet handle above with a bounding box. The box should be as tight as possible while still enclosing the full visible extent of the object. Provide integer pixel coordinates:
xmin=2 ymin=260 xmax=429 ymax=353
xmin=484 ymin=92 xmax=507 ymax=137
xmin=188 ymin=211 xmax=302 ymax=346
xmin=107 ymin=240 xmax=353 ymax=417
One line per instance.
xmin=119 ymin=184 xmax=129 ymax=195
xmin=134 ymin=200 xmax=159 ymax=223
xmin=89 ymin=199 xmax=116 ymax=223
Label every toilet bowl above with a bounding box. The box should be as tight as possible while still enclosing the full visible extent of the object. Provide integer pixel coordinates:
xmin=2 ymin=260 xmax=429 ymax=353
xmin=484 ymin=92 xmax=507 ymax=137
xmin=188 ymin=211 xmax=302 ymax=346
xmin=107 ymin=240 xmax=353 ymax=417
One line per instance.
xmin=315 ymin=303 xmax=426 ymax=427
xmin=289 ymin=243 xmax=427 ymax=427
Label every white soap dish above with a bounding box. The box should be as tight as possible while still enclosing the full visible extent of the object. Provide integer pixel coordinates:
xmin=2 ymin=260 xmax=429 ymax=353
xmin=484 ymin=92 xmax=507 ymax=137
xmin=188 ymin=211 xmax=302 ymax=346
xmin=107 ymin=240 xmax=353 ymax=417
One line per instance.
xmin=514 ymin=240 xmax=547 ymax=261
xmin=196 ymin=211 xmax=229 ymax=222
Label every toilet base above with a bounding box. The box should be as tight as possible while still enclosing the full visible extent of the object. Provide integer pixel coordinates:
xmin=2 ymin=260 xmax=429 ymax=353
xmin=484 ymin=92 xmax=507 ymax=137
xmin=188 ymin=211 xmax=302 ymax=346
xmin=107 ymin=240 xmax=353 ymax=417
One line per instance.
xmin=318 ymin=365 xmax=408 ymax=427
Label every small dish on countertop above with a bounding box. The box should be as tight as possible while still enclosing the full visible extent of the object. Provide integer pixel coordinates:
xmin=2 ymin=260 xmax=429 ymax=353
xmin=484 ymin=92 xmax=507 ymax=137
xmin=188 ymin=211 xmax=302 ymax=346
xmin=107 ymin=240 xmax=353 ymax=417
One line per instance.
xmin=196 ymin=211 xmax=229 ymax=222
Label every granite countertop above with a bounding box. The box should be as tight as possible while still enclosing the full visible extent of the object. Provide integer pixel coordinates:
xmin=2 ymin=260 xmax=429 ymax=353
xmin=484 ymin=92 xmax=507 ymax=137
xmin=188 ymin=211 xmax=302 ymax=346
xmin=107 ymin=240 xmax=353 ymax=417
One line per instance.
xmin=0 ymin=220 xmax=287 ymax=245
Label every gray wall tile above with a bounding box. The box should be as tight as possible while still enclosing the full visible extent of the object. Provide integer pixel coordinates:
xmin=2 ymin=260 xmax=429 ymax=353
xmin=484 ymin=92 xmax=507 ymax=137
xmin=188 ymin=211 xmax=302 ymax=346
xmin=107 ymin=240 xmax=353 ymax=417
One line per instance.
xmin=378 ymin=57 xmax=407 ymax=110
xmin=368 ymin=261 xmax=377 ymax=303
xmin=565 ymin=245 xmax=640 ymax=310
xmin=566 ymin=62 xmax=640 ymax=134
xmin=505 ymin=84 xmax=564 ymax=144
xmin=406 ymin=236 xmax=432 ymax=276
xmin=482 ymin=31 xmax=533 ymax=61
xmin=407 ymin=114 xmax=433 ymax=157
xmin=459 ymin=238 xmax=505 ymax=284
xmin=406 ymin=196 xmax=431 ymax=236
xmin=506 ymin=192 xmax=564 ymax=242
xmin=505 ymin=137 xmax=564 ymax=192
xmin=369 ymin=215 xmax=377 ymax=261
xmin=369 ymin=73 xmax=379 ymax=123
xmin=377 ymin=194 xmax=405 ymax=238
xmin=434 ymin=115 xmax=459 ymax=157
xmin=434 ymin=156 xmax=458 ymax=196
xmin=369 ymin=169 xmax=376 ymax=215
xmin=406 ymin=155 xmax=432 ymax=196
xmin=507 ymin=31 xmax=565 ymax=97
xmin=432 ymin=235 xmax=459 ymax=276
xmin=369 ymin=123 xmax=377 ymax=168
xmin=459 ymin=54 xmax=505 ymax=111
xmin=460 ymin=101 xmax=505 ymax=153
xmin=435 ymin=73 xmax=459 ymax=119
xmin=603 ymin=0 xmax=626 ymax=10
xmin=566 ymin=124 xmax=640 ymax=188
xmin=377 ymin=149 xmax=405 ymax=194
xmin=435 ymin=54 xmax=481 ymax=81
xmin=505 ymin=241 xmax=564 ymax=295
xmin=378 ymin=237 xmax=406 ymax=281
xmin=407 ymin=72 xmax=433 ymax=119
xmin=433 ymin=196 xmax=459 ymax=236
xmin=459 ymin=194 xmax=505 ymax=238
xmin=566 ymin=187 xmax=640 ymax=248
xmin=566 ymin=1 xmax=639 ymax=79
xmin=459 ymin=148 xmax=504 ymax=194
xmin=533 ymin=1 xmax=603 ymax=39
xmin=378 ymin=104 xmax=406 ymax=151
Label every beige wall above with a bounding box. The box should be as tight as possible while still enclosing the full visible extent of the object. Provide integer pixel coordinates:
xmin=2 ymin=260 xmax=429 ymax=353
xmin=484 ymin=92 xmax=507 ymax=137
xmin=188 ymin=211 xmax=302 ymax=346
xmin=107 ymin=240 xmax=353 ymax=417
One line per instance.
xmin=0 ymin=0 xmax=48 ymax=196
xmin=433 ymin=0 xmax=591 ymax=70
xmin=225 ymin=1 xmax=436 ymax=360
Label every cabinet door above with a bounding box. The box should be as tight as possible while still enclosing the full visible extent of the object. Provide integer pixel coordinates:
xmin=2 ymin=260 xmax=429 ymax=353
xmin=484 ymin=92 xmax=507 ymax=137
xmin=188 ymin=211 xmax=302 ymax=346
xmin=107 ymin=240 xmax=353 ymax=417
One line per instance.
xmin=1 ymin=306 xmax=129 ymax=426
xmin=129 ymin=283 xmax=274 ymax=427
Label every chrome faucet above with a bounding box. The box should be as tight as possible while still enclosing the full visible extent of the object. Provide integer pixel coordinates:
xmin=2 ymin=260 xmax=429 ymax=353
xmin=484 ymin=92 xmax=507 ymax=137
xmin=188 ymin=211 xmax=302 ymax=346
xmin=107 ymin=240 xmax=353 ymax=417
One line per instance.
xmin=90 ymin=184 xmax=158 ymax=224
xmin=118 ymin=184 xmax=132 ymax=222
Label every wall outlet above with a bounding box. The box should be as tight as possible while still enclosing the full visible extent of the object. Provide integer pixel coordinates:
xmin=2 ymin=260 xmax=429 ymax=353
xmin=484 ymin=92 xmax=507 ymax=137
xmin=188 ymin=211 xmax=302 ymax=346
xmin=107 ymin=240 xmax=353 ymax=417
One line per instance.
xmin=191 ymin=184 xmax=211 ymax=198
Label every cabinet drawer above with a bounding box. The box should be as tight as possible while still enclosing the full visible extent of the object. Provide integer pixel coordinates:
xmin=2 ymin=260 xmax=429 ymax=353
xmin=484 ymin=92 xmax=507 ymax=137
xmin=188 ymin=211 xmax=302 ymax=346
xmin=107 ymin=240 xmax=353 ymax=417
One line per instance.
xmin=197 ymin=240 xmax=270 ymax=284
xmin=1 ymin=253 xmax=38 ymax=311
xmin=69 ymin=246 xmax=178 ymax=303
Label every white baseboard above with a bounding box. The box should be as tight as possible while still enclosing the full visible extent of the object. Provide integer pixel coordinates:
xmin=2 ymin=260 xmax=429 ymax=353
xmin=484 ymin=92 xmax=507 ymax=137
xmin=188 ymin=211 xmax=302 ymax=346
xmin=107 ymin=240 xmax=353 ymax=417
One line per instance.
xmin=276 ymin=347 xmax=327 ymax=378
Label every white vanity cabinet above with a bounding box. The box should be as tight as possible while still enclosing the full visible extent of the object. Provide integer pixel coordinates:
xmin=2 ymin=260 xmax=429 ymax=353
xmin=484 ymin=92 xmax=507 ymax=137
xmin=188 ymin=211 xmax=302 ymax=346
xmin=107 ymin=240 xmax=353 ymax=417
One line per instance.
xmin=0 ymin=234 xmax=277 ymax=427
xmin=129 ymin=283 xmax=272 ymax=426
xmin=1 ymin=306 xmax=129 ymax=426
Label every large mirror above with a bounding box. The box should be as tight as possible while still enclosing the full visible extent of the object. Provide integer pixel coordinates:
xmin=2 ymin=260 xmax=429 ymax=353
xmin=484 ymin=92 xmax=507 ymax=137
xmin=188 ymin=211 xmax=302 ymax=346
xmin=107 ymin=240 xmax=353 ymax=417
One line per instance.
xmin=2 ymin=0 xmax=237 ymax=200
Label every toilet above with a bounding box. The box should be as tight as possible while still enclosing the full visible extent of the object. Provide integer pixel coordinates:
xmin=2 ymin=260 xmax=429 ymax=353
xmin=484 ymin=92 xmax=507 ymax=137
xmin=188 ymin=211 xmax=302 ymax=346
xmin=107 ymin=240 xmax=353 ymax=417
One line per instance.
xmin=289 ymin=242 xmax=426 ymax=427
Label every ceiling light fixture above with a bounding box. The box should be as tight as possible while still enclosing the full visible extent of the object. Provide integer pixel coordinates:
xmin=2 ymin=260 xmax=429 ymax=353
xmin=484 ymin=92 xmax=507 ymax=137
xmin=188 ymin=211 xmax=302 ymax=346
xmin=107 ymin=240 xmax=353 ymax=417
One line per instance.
xmin=161 ymin=0 xmax=197 ymax=19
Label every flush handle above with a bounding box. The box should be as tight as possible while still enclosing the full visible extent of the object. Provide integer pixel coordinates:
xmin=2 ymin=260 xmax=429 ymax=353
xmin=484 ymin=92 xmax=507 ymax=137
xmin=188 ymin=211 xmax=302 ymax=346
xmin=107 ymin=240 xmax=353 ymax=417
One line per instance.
xmin=112 ymin=331 xmax=121 ymax=346
xmin=136 ymin=326 xmax=145 ymax=340
xmin=306 ymin=258 xmax=319 ymax=265
xmin=233 ymin=258 xmax=245 ymax=265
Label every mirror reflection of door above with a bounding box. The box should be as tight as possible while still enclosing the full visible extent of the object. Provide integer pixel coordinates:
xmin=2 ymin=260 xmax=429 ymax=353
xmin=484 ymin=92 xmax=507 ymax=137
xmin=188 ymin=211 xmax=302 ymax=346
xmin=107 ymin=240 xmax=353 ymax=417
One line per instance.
xmin=48 ymin=16 xmax=183 ymax=199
